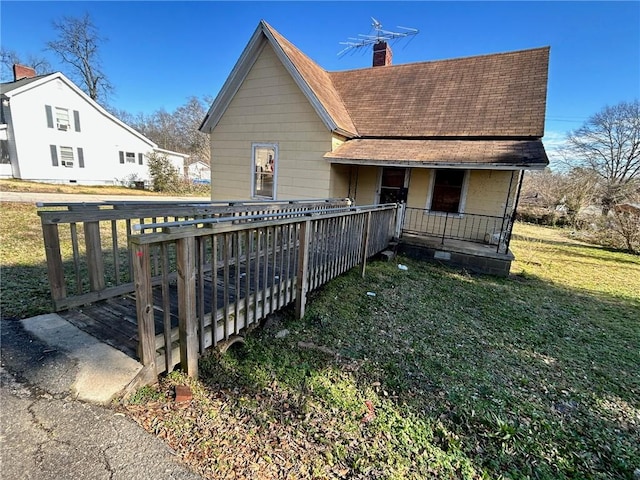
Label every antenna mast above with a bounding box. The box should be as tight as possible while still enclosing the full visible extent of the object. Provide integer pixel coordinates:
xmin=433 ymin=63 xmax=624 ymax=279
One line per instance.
xmin=338 ymin=18 xmax=419 ymax=57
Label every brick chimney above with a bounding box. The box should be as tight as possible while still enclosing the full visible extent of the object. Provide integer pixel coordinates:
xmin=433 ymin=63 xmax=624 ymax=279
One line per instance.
xmin=373 ymin=41 xmax=392 ymax=67
xmin=13 ymin=64 xmax=37 ymax=81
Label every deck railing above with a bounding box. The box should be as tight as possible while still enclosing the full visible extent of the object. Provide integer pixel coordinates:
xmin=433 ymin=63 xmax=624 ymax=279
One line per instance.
xmin=401 ymin=206 xmax=512 ymax=254
xmin=129 ymin=204 xmax=398 ymax=380
xmin=37 ymin=199 xmax=352 ymax=311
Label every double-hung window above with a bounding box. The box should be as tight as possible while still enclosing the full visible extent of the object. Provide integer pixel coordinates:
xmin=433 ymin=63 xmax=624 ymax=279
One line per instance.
xmin=45 ymin=105 xmax=81 ymax=132
xmin=428 ymin=169 xmax=468 ymax=214
xmin=56 ymin=108 xmax=70 ymax=131
xmin=59 ymin=146 xmax=74 ymax=167
xmin=252 ymin=143 xmax=277 ymax=199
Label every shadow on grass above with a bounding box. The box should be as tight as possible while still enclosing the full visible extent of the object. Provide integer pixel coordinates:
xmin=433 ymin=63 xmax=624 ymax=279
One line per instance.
xmin=195 ymin=258 xmax=639 ymax=479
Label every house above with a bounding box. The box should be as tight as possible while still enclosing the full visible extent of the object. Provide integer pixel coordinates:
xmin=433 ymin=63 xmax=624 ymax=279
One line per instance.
xmin=0 ymin=65 xmax=189 ymax=186
xmin=186 ymin=160 xmax=211 ymax=182
xmin=200 ymin=21 xmax=550 ymax=275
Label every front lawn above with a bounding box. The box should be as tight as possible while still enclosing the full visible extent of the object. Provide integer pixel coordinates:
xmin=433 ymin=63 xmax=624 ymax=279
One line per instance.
xmin=123 ymin=224 xmax=640 ymax=479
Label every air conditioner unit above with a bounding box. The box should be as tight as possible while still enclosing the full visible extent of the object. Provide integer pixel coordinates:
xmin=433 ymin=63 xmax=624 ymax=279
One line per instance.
xmin=62 ymin=161 xmax=74 ymax=168
xmin=57 ymin=123 xmax=69 ymax=131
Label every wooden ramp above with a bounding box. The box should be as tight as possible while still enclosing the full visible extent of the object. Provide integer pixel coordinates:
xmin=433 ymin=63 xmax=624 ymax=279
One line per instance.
xmin=39 ymin=200 xmax=399 ymax=384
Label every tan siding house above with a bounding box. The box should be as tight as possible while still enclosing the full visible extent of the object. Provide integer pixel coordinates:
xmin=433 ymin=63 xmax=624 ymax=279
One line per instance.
xmin=201 ymin=21 xmax=550 ymax=275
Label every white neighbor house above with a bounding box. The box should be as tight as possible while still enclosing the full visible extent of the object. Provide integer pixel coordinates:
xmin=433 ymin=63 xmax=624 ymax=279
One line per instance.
xmin=0 ymin=65 xmax=188 ymax=185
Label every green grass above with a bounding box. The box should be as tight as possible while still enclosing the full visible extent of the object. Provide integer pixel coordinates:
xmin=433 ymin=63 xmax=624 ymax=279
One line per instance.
xmin=122 ymin=223 xmax=640 ymax=479
xmin=0 ymin=178 xmax=210 ymax=196
xmin=2 ymin=203 xmax=638 ymax=477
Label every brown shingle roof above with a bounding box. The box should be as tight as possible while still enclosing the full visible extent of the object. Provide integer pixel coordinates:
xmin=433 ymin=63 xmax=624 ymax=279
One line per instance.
xmin=329 ymin=48 xmax=549 ymax=138
xmin=324 ymin=139 xmax=548 ymax=168
xmin=266 ymin=22 xmax=548 ymax=138
xmin=263 ymin=22 xmax=357 ymax=136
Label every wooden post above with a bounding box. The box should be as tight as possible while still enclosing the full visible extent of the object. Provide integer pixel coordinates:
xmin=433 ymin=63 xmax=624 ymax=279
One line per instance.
xmin=177 ymin=235 xmax=199 ymax=378
xmin=131 ymin=241 xmax=157 ymax=382
xmin=83 ymin=221 xmax=105 ymax=291
xmin=41 ymin=223 xmax=67 ymax=309
xmin=295 ymin=220 xmax=311 ymax=319
xmin=360 ymin=212 xmax=372 ymax=278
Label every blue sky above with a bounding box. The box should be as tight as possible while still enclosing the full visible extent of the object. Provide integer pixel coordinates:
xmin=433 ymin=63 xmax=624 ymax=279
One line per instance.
xmin=2 ymin=1 xmax=639 ymax=163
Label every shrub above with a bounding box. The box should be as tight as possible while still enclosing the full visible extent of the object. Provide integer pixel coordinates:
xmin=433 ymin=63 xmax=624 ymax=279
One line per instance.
xmin=147 ymin=152 xmax=181 ymax=192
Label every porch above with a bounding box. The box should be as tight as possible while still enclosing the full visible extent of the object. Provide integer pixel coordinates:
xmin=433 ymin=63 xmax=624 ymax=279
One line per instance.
xmin=398 ymin=205 xmax=515 ymax=276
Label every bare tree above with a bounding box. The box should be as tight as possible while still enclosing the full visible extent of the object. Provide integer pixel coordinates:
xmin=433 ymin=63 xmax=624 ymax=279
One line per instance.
xmin=0 ymin=48 xmax=52 ymax=81
xmin=116 ymin=96 xmax=211 ymax=164
xmin=46 ymin=13 xmax=112 ymax=102
xmin=566 ymin=100 xmax=640 ymax=214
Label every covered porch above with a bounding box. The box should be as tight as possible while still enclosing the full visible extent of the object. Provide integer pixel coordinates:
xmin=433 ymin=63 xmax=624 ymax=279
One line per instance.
xmin=326 ymin=137 xmax=548 ymax=275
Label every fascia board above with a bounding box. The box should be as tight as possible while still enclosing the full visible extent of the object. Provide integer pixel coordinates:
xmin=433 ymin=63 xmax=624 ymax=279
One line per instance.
xmin=199 ymin=24 xmax=267 ymax=133
xmin=10 ymin=72 xmax=157 ymax=148
xmin=324 ymin=158 xmax=548 ymax=171
xmin=261 ymin=25 xmax=338 ymax=133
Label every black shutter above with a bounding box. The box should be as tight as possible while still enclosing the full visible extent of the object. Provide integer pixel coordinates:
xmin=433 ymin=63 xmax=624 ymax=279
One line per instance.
xmin=77 ymin=147 xmax=85 ymax=168
xmin=50 ymin=145 xmax=58 ymax=166
xmin=119 ymin=151 xmax=124 ymax=164
xmin=138 ymin=153 xmax=143 ymax=165
xmin=45 ymin=105 xmax=54 ymax=128
xmin=73 ymin=110 xmax=81 ymax=132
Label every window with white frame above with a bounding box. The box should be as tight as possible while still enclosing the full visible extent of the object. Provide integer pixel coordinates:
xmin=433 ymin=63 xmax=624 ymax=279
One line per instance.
xmin=55 ymin=107 xmax=70 ymax=131
xmin=252 ymin=144 xmax=277 ymax=199
xmin=59 ymin=146 xmax=74 ymax=167
xmin=428 ymin=169 xmax=468 ymax=214
xmin=126 ymin=152 xmax=136 ymax=163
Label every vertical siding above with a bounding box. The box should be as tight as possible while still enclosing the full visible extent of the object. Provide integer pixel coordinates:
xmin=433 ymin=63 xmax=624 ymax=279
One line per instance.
xmin=210 ymin=43 xmax=334 ymax=200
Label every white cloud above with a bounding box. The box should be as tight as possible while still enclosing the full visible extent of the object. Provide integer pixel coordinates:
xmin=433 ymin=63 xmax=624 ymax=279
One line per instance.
xmin=542 ymin=130 xmax=569 ymax=170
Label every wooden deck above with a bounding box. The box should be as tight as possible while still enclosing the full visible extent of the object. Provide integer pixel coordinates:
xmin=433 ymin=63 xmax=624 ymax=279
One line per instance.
xmin=39 ymin=200 xmax=399 ymax=382
xmin=59 ymin=252 xmax=292 ymax=362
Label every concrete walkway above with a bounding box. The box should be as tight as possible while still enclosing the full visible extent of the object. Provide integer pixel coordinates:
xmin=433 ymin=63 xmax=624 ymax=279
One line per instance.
xmin=0 ymin=191 xmax=209 ymax=204
xmin=0 ymin=315 xmax=203 ymax=479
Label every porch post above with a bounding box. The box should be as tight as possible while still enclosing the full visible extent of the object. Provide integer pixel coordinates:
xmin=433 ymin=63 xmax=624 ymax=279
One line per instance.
xmin=131 ymin=240 xmax=157 ymax=382
xmin=504 ymin=170 xmax=525 ymax=253
xmin=177 ymin=235 xmax=199 ymax=378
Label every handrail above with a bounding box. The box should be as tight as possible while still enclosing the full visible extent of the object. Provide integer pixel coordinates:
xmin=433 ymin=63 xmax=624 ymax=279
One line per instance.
xmin=129 ymin=203 xmax=398 ymax=380
xmin=37 ymin=199 xmax=353 ymax=311
xmin=401 ymin=207 xmax=512 ymax=254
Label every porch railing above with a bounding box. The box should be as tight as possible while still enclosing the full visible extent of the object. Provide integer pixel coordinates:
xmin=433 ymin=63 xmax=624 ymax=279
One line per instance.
xmin=400 ymin=206 xmax=512 ymax=254
xmin=129 ymin=203 xmax=398 ymax=380
xmin=37 ymin=198 xmax=352 ymax=311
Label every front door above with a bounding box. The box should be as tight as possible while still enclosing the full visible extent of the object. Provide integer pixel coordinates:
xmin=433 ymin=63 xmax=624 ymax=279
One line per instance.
xmin=378 ymin=167 xmax=408 ymax=204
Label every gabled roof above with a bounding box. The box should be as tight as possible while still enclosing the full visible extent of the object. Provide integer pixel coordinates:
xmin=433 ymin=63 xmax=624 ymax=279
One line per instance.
xmin=200 ymin=20 xmax=357 ymax=136
xmin=0 ymin=74 xmax=53 ymax=95
xmin=1 ymin=72 xmax=156 ymax=148
xmin=201 ymin=21 xmax=549 ymax=141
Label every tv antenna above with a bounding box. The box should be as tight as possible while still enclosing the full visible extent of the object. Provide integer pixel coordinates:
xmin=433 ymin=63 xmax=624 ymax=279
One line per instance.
xmin=338 ymin=18 xmax=419 ymax=57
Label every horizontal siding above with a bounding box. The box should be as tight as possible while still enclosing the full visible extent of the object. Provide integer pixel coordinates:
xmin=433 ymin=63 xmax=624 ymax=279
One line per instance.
xmin=211 ymin=42 xmax=333 ymax=201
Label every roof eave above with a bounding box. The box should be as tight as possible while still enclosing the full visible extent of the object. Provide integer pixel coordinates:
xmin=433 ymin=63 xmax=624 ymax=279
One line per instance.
xmin=199 ymin=23 xmax=267 ymax=133
xmin=262 ymin=23 xmax=345 ymax=135
xmin=324 ymin=157 xmax=548 ymax=171
xmin=200 ymin=21 xmax=357 ymax=136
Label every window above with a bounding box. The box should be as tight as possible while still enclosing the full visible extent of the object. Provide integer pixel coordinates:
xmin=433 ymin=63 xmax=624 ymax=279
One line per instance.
xmin=252 ymin=144 xmax=277 ymax=199
xmin=428 ymin=169 xmax=467 ymax=214
xmin=59 ymin=146 xmax=74 ymax=167
xmin=119 ymin=151 xmax=137 ymax=164
xmin=55 ymin=107 xmax=70 ymax=131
